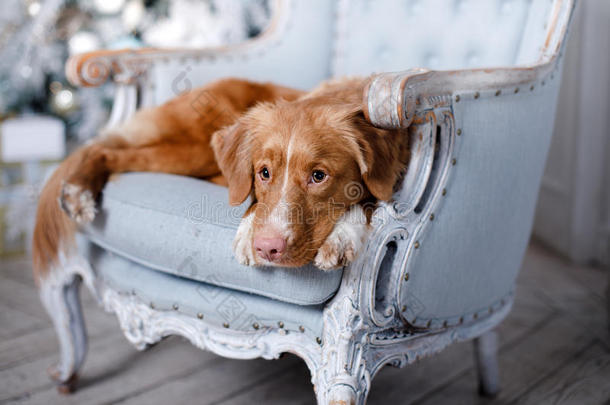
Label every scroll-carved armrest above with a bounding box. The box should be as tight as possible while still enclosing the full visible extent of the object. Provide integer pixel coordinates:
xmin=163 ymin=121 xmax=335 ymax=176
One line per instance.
xmin=362 ymin=61 xmax=559 ymax=131
xmin=65 ymin=48 xmax=161 ymax=87
xmin=65 ymin=46 xmax=245 ymax=87
xmin=362 ymin=68 xmax=431 ymax=129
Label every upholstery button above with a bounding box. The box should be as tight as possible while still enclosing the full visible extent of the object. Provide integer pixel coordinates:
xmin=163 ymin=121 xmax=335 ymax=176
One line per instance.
xmin=408 ymin=0 xmax=423 ymax=14
xmin=377 ymin=45 xmax=391 ymax=63
xmin=453 ymin=0 xmax=467 ymax=13
xmin=466 ymin=51 xmax=481 ymax=67
xmin=424 ymin=53 xmax=439 ymax=68
xmin=500 ymin=0 xmax=514 ymax=15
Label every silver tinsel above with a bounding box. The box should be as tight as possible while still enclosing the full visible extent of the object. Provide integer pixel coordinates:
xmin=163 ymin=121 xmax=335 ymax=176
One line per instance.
xmin=0 ymin=0 xmax=65 ymax=113
xmin=0 ymin=0 xmax=270 ymax=130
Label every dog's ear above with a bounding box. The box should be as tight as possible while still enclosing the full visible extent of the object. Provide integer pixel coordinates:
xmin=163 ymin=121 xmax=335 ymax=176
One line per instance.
xmin=349 ymin=111 xmax=406 ymax=201
xmin=211 ymin=122 xmax=252 ymax=206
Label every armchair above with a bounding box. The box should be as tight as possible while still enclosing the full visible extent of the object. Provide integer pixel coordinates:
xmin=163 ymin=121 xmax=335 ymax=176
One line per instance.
xmin=41 ymin=1 xmax=576 ymax=404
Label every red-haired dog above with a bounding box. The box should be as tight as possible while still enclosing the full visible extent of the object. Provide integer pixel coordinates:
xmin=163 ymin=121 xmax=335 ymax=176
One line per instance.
xmin=33 ymin=77 xmax=409 ymax=281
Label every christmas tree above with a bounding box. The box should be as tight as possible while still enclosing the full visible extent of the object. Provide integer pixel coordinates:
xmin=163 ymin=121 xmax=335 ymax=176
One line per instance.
xmin=0 ymin=0 xmax=269 ymax=257
xmin=0 ymin=0 xmax=270 ymax=141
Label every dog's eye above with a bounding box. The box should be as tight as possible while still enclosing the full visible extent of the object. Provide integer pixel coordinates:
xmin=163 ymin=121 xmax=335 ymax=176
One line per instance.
xmin=259 ymin=167 xmax=271 ymax=181
xmin=311 ymin=170 xmax=327 ymax=183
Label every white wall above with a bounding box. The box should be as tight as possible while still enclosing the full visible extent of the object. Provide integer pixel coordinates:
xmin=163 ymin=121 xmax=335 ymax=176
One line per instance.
xmin=533 ymin=0 xmax=610 ymax=266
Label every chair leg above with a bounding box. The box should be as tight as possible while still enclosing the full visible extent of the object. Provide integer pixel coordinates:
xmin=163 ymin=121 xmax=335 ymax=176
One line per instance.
xmin=313 ymin=314 xmax=370 ymax=405
xmin=313 ymin=329 xmax=370 ymax=405
xmin=40 ymin=274 xmax=88 ymax=394
xmin=474 ymin=330 xmax=500 ymax=397
xmin=606 ymin=272 xmax=610 ymax=335
xmin=315 ymin=361 xmax=367 ymax=405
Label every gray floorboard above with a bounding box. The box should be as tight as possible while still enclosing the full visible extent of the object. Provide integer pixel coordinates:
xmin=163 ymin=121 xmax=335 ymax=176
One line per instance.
xmin=1 ymin=241 xmax=608 ymax=404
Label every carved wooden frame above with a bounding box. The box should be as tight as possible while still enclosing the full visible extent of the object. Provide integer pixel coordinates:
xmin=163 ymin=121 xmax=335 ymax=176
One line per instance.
xmin=41 ymin=243 xmax=511 ymax=402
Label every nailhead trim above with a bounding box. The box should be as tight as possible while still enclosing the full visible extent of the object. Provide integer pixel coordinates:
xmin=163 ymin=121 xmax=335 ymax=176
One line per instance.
xmin=454 ymin=73 xmax=555 ymax=104
xmin=405 ymin=71 xmax=559 ymax=329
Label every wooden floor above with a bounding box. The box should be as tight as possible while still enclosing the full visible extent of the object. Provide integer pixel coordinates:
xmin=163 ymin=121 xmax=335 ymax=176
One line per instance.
xmin=1 ymin=241 xmax=608 ymax=405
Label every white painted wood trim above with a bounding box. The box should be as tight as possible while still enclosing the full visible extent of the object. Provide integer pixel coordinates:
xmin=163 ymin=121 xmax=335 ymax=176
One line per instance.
xmin=534 ymin=0 xmax=610 ymax=266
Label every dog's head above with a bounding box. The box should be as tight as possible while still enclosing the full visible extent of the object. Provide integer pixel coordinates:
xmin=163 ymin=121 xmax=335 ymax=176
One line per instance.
xmin=212 ymin=78 xmax=408 ymax=267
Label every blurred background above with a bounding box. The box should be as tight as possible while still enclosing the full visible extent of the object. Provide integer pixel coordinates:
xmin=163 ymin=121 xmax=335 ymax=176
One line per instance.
xmin=0 ymin=0 xmax=270 ymax=259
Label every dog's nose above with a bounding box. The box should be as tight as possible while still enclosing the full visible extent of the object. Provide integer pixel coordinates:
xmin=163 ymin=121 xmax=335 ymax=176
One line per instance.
xmin=253 ymin=237 xmax=287 ymax=262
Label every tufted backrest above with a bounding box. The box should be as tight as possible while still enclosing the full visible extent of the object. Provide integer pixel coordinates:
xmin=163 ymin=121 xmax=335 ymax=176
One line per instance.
xmin=333 ymin=0 xmax=556 ymax=77
xmin=150 ymin=0 xmax=561 ymax=103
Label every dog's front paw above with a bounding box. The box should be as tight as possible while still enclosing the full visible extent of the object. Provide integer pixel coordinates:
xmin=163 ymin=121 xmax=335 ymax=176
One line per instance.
xmin=233 ymin=213 xmax=256 ymax=266
xmin=314 ymin=233 xmax=359 ymax=270
xmin=59 ymin=183 xmax=97 ymax=225
xmin=314 ymin=205 xmax=370 ymax=271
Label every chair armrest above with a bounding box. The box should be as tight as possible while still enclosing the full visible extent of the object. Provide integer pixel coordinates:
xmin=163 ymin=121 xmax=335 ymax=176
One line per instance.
xmin=363 ymin=64 xmax=558 ymax=130
xmin=66 ymin=48 xmax=165 ymax=87
xmin=64 ymin=43 xmax=267 ymax=87
xmin=65 ymin=41 xmax=275 ymax=88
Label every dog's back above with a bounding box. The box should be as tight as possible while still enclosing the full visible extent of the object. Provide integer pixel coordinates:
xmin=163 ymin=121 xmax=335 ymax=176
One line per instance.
xmin=32 ymin=79 xmax=303 ymax=281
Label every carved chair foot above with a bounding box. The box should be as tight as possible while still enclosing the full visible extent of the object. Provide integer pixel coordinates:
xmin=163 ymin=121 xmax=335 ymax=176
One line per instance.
xmin=40 ymin=272 xmax=88 ymax=390
xmin=478 ymin=383 xmax=499 ymax=398
xmin=474 ymin=330 xmax=500 ymax=397
xmin=315 ymin=378 xmax=364 ymax=405
xmin=48 ymin=367 xmax=79 ymax=394
xmin=326 ymin=384 xmax=358 ymax=405
xmin=314 ymin=296 xmax=373 ymax=405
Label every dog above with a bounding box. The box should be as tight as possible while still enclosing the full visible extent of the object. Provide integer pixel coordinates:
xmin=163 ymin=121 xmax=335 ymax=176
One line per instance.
xmin=32 ymin=77 xmax=409 ymax=281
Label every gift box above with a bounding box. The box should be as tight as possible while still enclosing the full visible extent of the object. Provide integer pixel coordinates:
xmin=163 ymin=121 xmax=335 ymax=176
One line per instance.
xmin=0 ymin=115 xmax=64 ymax=258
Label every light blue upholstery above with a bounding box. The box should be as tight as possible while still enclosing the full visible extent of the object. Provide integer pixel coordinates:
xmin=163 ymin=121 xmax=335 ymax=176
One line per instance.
xmin=80 ymin=172 xmax=343 ymax=306
xmin=400 ymin=73 xmax=563 ymax=328
xmin=334 ymin=0 xmax=553 ymax=75
xmin=78 ymin=240 xmax=324 ymax=336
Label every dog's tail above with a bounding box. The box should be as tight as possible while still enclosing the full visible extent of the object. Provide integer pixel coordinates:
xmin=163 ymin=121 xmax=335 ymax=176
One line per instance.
xmin=32 ymin=147 xmax=89 ymax=284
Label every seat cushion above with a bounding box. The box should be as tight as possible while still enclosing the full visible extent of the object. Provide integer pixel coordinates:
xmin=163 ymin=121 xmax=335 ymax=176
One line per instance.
xmin=81 ymin=172 xmax=343 ymax=305
xmin=79 ymin=239 xmax=324 ymax=337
